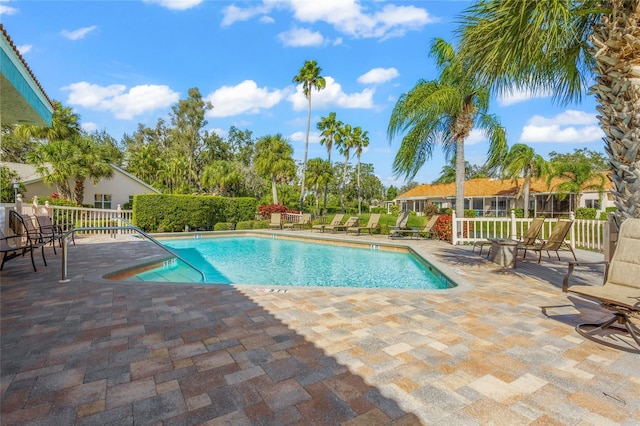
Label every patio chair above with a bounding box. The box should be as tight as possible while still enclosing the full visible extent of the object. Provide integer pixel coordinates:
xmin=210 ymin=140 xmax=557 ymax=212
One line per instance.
xmin=268 ymin=213 xmax=283 ymax=229
xmin=35 ymin=214 xmax=67 ymax=253
xmin=313 ymin=214 xmax=344 ymax=233
xmin=388 ymin=211 xmax=410 ymax=239
xmin=347 ymin=214 xmax=381 ymax=235
xmin=392 ymin=214 xmax=440 ymax=240
xmin=473 ymin=217 xmax=546 ymax=256
xmin=562 ymin=218 xmax=640 ymax=353
xmin=283 ymin=213 xmax=312 ymax=230
xmin=519 ymin=219 xmax=576 ymax=263
xmin=1 ymin=210 xmax=48 ymax=271
xmin=330 ymin=216 xmax=359 ymax=233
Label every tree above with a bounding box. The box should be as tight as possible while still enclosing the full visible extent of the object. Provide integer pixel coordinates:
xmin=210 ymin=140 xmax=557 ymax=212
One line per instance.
xmin=15 ymin=101 xmax=80 ymax=143
xmin=352 ymin=126 xmax=370 ymax=214
xmin=386 ymin=185 xmax=399 ymax=200
xmin=433 ymin=157 xmax=491 ymax=184
xmin=547 ymin=160 xmax=606 ymax=210
xmin=492 ymin=144 xmax=548 ymax=218
xmin=457 ymin=0 xmax=640 ymax=220
xmin=317 ymin=112 xmax=342 ymax=209
xmin=227 ymin=126 xmax=255 ymax=166
xmin=68 ymin=133 xmax=116 ymax=204
xmin=0 ymin=166 xmax=26 ymax=203
xmin=305 ymin=158 xmax=333 ymax=209
xmin=399 ymin=181 xmax=420 ymax=195
xmin=254 ymin=134 xmax=296 ymax=205
xmin=336 ymin=123 xmax=355 ymax=213
xmin=201 ymin=160 xmax=244 ymax=196
xmin=549 ymin=148 xmax=609 ymax=172
xmin=1 ymin=125 xmax=35 ymax=163
xmin=387 ymin=38 xmax=506 ymax=214
xmin=169 ymin=88 xmax=213 ymax=192
xmin=293 ymin=60 xmax=326 ymax=211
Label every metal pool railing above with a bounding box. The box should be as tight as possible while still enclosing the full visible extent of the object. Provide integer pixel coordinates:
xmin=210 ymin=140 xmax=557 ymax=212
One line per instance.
xmin=60 ymin=218 xmax=206 ymax=283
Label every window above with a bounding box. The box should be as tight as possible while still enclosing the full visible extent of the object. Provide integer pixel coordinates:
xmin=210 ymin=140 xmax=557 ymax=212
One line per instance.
xmin=585 ymin=199 xmax=600 ymax=209
xmin=94 ymin=194 xmax=112 ymax=209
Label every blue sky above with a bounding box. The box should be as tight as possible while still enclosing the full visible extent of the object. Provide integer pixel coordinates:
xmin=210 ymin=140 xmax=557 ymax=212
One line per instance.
xmin=2 ymin=0 xmax=603 ymax=188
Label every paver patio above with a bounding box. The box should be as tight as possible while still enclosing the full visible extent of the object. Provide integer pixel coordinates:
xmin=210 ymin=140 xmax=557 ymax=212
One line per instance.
xmin=1 ymin=231 xmax=638 ymax=425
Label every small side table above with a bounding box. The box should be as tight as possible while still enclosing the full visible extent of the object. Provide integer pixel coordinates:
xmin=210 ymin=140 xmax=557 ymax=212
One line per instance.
xmin=488 ymin=238 xmax=519 ymax=268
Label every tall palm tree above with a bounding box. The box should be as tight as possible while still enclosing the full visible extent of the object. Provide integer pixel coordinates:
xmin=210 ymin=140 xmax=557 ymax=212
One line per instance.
xmin=293 ymin=60 xmax=326 ymax=211
xmin=254 ymin=134 xmax=296 ymax=205
xmin=457 ymin=0 xmax=640 ymax=220
xmin=15 ymin=101 xmax=80 ymax=143
xmin=352 ymin=127 xmax=370 ymax=214
xmin=547 ymin=160 xmax=606 ymax=211
xmin=317 ymin=112 xmax=342 ymax=210
xmin=336 ymin=124 xmax=354 ymax=213
xmin=387 ymin=38 xmax=506 ymax=214
xmin=491 ymin=144 xmax=548 ymax=218
xmin=70 ymin=134 xmax=115 ymax=205
xmin=305 ymin=158 xmax=332 ymax=209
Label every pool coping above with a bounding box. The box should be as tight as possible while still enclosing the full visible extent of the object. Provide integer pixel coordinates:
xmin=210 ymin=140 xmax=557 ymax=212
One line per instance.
xmin=84 ymin=230 xmax=474 ymax=294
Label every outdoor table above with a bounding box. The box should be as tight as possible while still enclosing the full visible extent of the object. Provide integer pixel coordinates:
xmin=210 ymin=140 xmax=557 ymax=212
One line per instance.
xmin=488 ymin=238 xmax=519 ymax=268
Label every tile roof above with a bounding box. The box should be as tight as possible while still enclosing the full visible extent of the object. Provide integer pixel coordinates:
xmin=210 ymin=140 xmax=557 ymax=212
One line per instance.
xmin=397 ymin=174 xmax=612 ymax=199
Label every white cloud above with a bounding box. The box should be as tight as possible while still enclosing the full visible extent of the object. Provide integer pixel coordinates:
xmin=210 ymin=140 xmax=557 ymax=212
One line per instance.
xmin=0 ymin=2 xmax=18 ymax=15
xmin=143 ymin=0 xmax=203 ymax=11
xmin=17 ymin=44 xmax=32 ymax=55
xmin=290 ymin=130 xmax=320 ymax=144
xmin=519 ymin=110 xmax=604 ymax=143
xmin=61 ymin=26 xmax=97 ymax=41
xmin=357 ymin=67 xmax=399 ymax=85
xmin=497 ymin=87 xmax=552 ymax=106
xmin=465 ymin=129 xmax=487 ymax=145
xmin=62 ymin=81 xmax=180 ymax=120
xmin=278 ymin=27 xmax=325 ymax=47
xmin=205 ymin=80 xmax=287 ymax=118
xmin=222 ymin=0 xmax=435 ymax=40
xmin=288 ymin=76 xmax=375 ymax=111
xmin=81 ymin=122 xmax=98 ymax=132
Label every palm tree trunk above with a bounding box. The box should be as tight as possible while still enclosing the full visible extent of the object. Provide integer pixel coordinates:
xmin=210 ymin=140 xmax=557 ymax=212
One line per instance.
xmin=300 ymin=93 xmax=312 ymax=211
xmin=323 ymin=151 xmax=331 ymax=211
xmin=455 ymin=139 xmax=465 ymax=217
xmin=357 ymin=156 xmax=362 ymax=215
xmin=73 ymin=180 xmax=84 ymax=206
xmin=523 ymin=177 xmax=531 ymax=219
xmin=271 ymin=175 xmax=278 ymax=205
xmin=341 ymin=157 xmax=348 ymax=213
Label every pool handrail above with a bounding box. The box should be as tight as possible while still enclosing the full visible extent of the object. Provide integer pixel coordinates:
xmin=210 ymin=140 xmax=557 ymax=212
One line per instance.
xmin=60 ymin=217 xmax=206 ymax=283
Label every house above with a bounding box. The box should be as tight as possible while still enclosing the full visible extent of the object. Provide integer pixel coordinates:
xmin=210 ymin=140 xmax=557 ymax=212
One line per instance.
xmin=395 ymin=175 xmax=614 ymax=217
xmin=3 ymin=162 xmax=161 ymax=209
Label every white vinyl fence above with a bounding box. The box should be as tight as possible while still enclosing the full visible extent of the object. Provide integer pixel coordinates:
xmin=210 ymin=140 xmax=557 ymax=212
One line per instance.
xmin=452 ymin=210 xmax=608 ymax=252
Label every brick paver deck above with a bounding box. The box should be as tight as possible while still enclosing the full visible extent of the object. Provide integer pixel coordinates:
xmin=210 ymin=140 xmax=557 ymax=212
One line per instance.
xmin=1 ymin=231 xmax=638 ymax=425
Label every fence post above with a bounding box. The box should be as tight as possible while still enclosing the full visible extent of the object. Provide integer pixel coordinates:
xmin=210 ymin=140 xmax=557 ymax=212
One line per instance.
xmin=117 ymin=205 xmax=122 ymax=236
xmin=451 ymin=209 xmax=458 ymax=245
xmin=569 ymin=211 xmax=576 ymax=249
xmin=510 ymin=210 xmax=517 ymax=240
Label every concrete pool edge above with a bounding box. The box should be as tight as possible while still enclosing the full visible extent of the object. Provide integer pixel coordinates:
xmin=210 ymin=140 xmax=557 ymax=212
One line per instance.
xmin=82 ymin=230 xmax=475 ymax=294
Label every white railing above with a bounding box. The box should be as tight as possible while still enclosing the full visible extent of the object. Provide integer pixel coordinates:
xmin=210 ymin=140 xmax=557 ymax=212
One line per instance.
xmin=452 ymin=210 xmax=607 ymax=252
xmin=46 ymin=205 xmax=134 ymax=235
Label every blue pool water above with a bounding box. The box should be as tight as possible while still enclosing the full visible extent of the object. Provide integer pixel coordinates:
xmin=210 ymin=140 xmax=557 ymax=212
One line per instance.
xmin=129 ymin=236 xmax=454 ymax=290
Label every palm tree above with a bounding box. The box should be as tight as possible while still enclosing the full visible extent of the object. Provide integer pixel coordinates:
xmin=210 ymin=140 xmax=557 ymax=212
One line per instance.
xmin=387 ymin=38 xmax=506 ymax=214
xmin=317 ymin=112 xmax=342 ymax=210
xmin=254 ymin=134 xmax=296 ymax=205
xmin=201 ymin=160 xmax=243 ymax=196
xmin=293 ymin=60 xmax=326 ymax=211
xmin=305 ymin=158 xmax=333 ymax=209
xmin=26 ymin=140 xmax=74 ymax=199
xmin=15 ymin=101 xmax=81 ymax=143
xmin=70 ymin=134 xmax=115 ymax=205
xmin=491 ymin=144 xmax=548 ymax=218
xmin=352 ymin=127 xmax=370 ymax=214
xmin=335 ymin=124 xmax=355 ymax=213
xmin=547 ymin=160 xmax=606 ymax=211
xmin=457 ymin=0 xmax=640 ymax=220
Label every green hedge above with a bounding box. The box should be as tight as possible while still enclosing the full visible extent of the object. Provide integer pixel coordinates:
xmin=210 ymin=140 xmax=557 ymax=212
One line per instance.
xmin=132 ymin=194 xmax=257 ymax=232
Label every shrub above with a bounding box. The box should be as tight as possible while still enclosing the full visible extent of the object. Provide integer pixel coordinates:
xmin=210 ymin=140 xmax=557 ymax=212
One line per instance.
xmin=258 ymin=204 xmax=289 ymax=219
xmin=369 ymin=207 xmax=386 ymax=214
xmin=423 ymin=203 xmax=439 ymax=217
xmin=511 ymin=208 xmax=524 ymax=218
xmin=433 ymin=214 xmax=452 ymax=242
xmin=575 ymin=207 xmax=597 ymax=220
xmin=214 ymin=222 xmax=234 ymax=231
xmin=253 ymin=220 xmax=269 ymax=229
xmin=389 ymin=204 xmax=399 ymax=216
xmin=463 ymin=209 xmax=476 ymax=218
xmin=599 ymin=207 xmax=617 ymax=220
xmin=235 ymin=220 xmax=254 ymax=230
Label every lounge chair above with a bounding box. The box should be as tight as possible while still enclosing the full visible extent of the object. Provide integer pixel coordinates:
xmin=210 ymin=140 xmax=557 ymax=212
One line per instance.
xmin=330 ymin=216 xmax=359 ymax=233
xmin=347 ymin=214 xmax=381 ymax=235
xmin=388 ymin=211 xmax=410 ymax=239
xmin=312 ymin=214 xmax=344 ymax=233
xmin=1 ymin=210 xmax=48 ymax=271
xmin=562 ymin=218 xmax=640 ymax=353
xmin=283 ymin=213 xmax=312 ymax=230
xmin=268 ymin=213 xmax=283 ymax=229
xmin=473 ymin=217 xmax=545 ymax=256
xmin=392 ymin=214 xmax=440 ymax=240
xmin=519 ymin=219 xmax=576 ymax=263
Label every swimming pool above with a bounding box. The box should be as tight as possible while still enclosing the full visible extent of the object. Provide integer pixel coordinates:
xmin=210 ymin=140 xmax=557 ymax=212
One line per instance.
xmin=120 ymin=236 xmax=455 ymax=290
